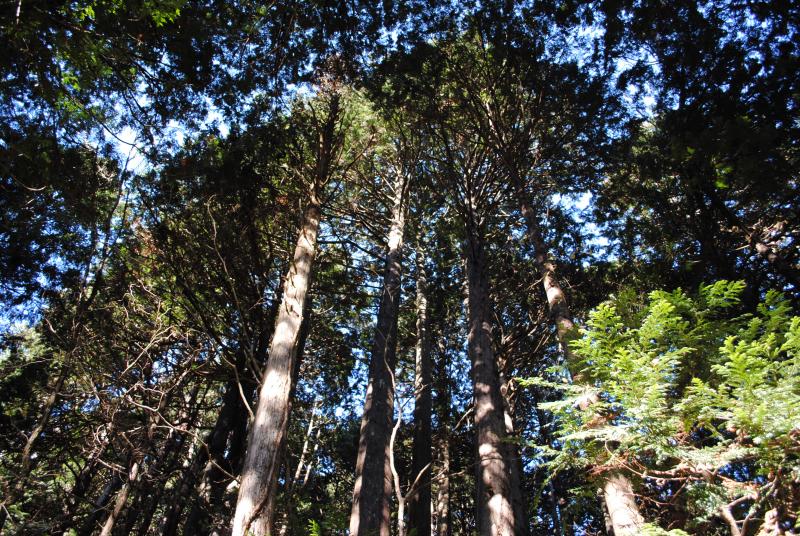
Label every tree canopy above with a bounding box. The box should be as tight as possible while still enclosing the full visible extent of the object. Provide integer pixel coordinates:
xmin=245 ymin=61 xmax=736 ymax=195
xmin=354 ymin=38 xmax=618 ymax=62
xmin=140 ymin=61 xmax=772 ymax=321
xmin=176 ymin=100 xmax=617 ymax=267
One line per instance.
xmin=0 ymin=1 xmax=797 ymax=535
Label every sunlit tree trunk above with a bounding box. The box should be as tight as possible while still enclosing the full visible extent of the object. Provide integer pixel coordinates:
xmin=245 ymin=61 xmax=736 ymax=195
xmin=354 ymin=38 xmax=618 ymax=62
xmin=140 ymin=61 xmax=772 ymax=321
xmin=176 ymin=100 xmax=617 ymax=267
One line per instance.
xmin=98 ymin=458 xmax=140 ymax=536
xmin=350 ymin=172 xmax=407 ymax=536
xmin=409 ymin=240 xmax=433 ymax=536
xmin=518 ymin=201 xmax=576 ymax=361
xmin=603 ymin=473 xmax=645 ymax=536
xmin=464 ymin=227 xmax=516 ymax=536
xmin=188 ymin=295 xmax=283 ymax=534
xmin=519 ymin=197 xmax=644 ymax=535
xmin=232 ymin=198 xmax=321 ymax=536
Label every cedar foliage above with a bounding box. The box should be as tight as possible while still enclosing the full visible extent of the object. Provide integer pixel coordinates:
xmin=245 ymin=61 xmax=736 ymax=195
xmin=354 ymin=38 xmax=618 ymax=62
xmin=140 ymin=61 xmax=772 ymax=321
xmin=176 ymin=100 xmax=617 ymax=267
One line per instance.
xmin=0 ymin=0 xmax=797 ymax=534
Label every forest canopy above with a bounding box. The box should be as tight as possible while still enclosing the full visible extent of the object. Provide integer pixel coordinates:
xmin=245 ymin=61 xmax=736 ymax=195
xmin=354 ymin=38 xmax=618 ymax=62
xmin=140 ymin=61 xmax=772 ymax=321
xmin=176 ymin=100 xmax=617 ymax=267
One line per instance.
xmin=0 ymin=1 xmax=798 ymax=535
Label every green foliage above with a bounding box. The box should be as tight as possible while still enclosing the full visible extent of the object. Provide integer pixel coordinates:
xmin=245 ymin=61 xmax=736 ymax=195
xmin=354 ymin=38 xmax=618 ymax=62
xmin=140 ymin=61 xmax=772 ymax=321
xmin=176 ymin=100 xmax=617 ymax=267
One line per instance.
xmin=640 ymin=526 xmax=690 ymax=536
xmin=307 ymin=519 xmax=322 ymax=536
xmin=1 ymin=0 xmax=797 ymax=533
xmin=528 ymin=281 xmax=800 ymax=530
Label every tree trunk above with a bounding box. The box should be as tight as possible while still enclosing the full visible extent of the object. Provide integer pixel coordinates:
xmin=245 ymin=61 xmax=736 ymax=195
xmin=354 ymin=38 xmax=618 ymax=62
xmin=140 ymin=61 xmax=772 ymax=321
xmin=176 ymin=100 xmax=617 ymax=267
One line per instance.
xmin=409 ymin=241 xmax=433 ymax=536
xmin=603 ymin=473 xmax=644 ymax=536
xmin=194 ymin=300 xmax=283 ymax=535
xmin=464 ymin=229 xmax=516 ymax=536
xmin=519 ymin=202 xmax=576 ymax=363
xmin=78 ymin=472 xmax=123 ymax=536
xmin=501 ymin=386 xmax=528 ymax=536
xmin=496 ymin=331 xmax=528 ymax=536
xmin=391 ymin=407 xmax=408 ymax=536
xmin=98 ymin=459 xmax=140 ymax=536
xmin=248 ymin=291 xmax=314 ymax=536
xmin=349 ymin=174 xmax=407 ymax=536
xmin=231 ymin=199 xmax=321 ymax=536
xmin=519 ymin=198 xmax=645 ymax=534
xmin=434 ymin=431 xmax=451 ymax=536
xmin=161 ymin=375 xmax=243 ymax=536
xmin=183 ymin=380 xmax=243 ymax=535
xmin=94 ymin=384 xmax=176 ymax=535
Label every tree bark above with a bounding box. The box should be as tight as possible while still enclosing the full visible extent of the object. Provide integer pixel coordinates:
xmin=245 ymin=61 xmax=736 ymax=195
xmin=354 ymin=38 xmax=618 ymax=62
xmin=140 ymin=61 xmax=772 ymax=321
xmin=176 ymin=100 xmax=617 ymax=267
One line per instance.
xmin=519 ymin=198 xmax=645 ymax=535
xmin=409 ymin=241 xmax=433 ymax=536
xmin=183 ymin=379 xmax=244 ymax=535
xmin=464 ymin=229 xmax=516 ymax=536
xmin=434 ymin=430 xmax=451 ymax=536
xmin=434 ymin=335 xmax=451 ymax=536
xmin=603 ymin=473 xmax=644 ymax=536
xmin=78 ymin=472 xmax=123 ymax=536
xmin=231 ymin=199 xmax=321 ymax=536
xmin=349 ymin=174 xmax=407 ymax=536
xmin=501 ymin=381 xmax=528 ymax=536
xmin=519 ymin=201 xmax=577 ymax=363
xmin=98 ymin=459 xmax=139 ymax=536
xmin=194 ymin=300 xmax=283 ymax=535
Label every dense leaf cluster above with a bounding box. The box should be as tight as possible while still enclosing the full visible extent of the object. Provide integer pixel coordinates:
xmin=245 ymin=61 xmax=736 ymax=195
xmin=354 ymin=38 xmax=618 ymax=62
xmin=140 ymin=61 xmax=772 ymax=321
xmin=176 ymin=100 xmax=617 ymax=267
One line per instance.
xmin=0 ymin=0 xmax=797 ymax=534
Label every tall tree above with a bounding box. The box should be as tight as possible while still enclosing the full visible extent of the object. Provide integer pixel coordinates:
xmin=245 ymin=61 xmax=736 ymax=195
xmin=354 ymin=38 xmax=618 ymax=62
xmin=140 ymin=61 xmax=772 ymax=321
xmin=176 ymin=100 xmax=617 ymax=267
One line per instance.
xmin=233 ymin=84 xmax=378 ymax=536
xmin=408 ymin=236 xmax=433 ymax=536
xmin=349 ymin=132 xmax=413 ymax=536
xmin=433 ymin=104 xmax=522 ymax=533
xmin=232 ymin=88 xmax=341 ymax=536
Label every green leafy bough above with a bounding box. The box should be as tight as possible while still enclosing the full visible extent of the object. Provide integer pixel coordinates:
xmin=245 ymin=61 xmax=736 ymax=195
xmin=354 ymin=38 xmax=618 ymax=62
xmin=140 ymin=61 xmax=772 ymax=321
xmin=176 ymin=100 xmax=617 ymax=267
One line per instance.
xmin=521 ymin=281 xmax=800 ymax=534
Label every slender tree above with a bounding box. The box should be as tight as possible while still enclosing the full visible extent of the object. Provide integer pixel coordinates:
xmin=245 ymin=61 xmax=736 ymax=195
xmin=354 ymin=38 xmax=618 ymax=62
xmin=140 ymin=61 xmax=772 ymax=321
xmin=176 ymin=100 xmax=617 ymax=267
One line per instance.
xmin=350 ymin=145 xmax=411 ymax=536
xmin=408 ymin=237 xmax=433 ymax=536
xmin=232 ymin=90 xmax=341 ymax=536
